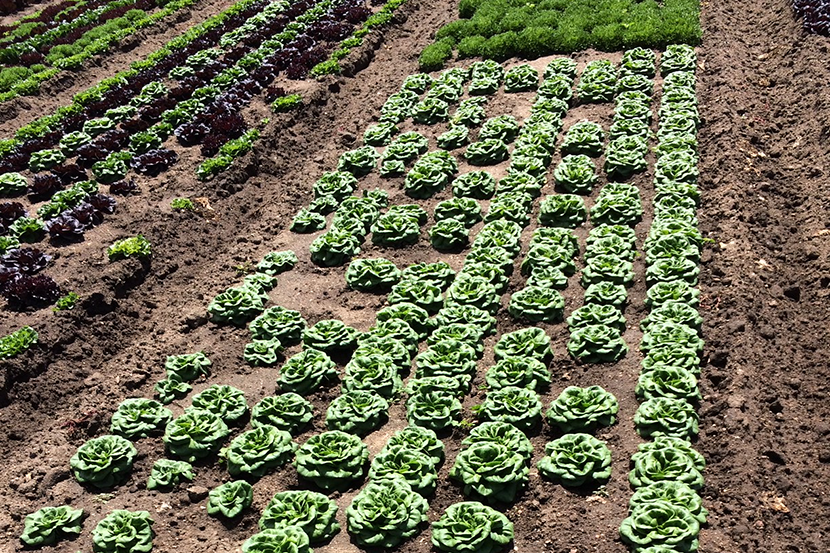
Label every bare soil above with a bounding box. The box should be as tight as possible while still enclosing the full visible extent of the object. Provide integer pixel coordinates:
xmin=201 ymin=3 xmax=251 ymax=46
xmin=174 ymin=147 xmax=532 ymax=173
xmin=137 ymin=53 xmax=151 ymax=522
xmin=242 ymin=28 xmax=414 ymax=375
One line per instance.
xmin=1 ymin=0 xmax=829 ymax=552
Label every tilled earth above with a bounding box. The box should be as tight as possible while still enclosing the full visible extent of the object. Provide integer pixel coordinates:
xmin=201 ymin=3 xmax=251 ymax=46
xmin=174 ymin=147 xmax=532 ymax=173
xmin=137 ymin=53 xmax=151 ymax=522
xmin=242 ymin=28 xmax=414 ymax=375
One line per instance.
xmin=0 ymin=0 xmax=829 ymax=552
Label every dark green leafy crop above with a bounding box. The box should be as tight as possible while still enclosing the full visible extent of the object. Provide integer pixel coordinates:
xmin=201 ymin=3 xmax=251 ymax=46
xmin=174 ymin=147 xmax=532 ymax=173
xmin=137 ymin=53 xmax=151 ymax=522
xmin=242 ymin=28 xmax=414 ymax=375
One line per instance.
xmin=343 ymin=353 xmax=403 ymax=398
xmin=207 ymin=480 xmax=253 ymax=519
xmin=70 ymin=435 xmax=137 ymax=489
xmin=450 ymin=442 xmax=529 ymax=504
xmin=303 ymin=319 xmax=360 ymax=352
xmin=538 ymin=74 xmax=574 ymax=102
xmin=479 ymin=386 xmax=542 ymax=432
xmin=164 ymin=409 xmax=230 ymax=461
xmin=110 ymin=398 xmax=172 ymax=439
xmin=371 ymin=213 xmax=421 ymax=247
xmin=242 ymin=526 xmax=311 ymax=553
xmin=29 ymin=149 xmax=66 ymax=172
xmin=494 ymin=327 xmax=553 ymax=362
xmin=538 ymin=194 xmax=587 ymax=228
xmin=165 ymin=352 xmax=211 ymax=381
xmin=310 ymin=229 xmax=361 ymax=267
xmin=208 ymin=286 xmax=267 ymax=326
xmin=504 ymin=64 xmax=538 ymax=92
xmin=465 ymin=139 xmax=509 ymax=165
xmin=480 ymin=115 xmax=520 ymax=143
xmin=485 ymin=357 xmax=550 ymax=391
xmin=428 ymin=323 xmax=485 ymax=358
xmin=445 ymin=273 xmax=500 ymax=314
xmin=338 ymin=146 xmax=380 ymax=176
xmin=406 ymin=390 xmax=462 ymax=431
xmin=581 ymin=254 xmax=635 ymax=287
xmin=585 ymin=234 xmax=636 ymax=262
xmin=146 ymin=459 xmax=193 ymax=490
xmin=435 ymin=197 xmax=483 ymax=227
xmin=404 ymin=151 xmax=458 ymax=199
xmin=567 ymin=324 xmax=629 ymax=364
xmin=619 ymin=501 xmax=700 ymax=552
xmin=20 ymin=505 xmax=86 ymax=547
xmin=561 ymin=121 xmax=604 ymax=157
xmin=346 ymin=258 xmax=401 ymax=291
xmin=0 ymin=172 xmax=27 ymax=195
xmin=431 ymin=501 xmax=513 ymax=553
xmin=630 ymin=481 xmax=708 ymax=524
xmin=92 ymin=510 xmax=153 ymax=553
xmin=567 ymin=304 xmax=626 ymax=333
xmin=376 ymin=302 xmax=433 ymax=339
xmin=465 ymin=247 xmax=514 ymax=275
xmin=629 ymin=443 xmax=705 ymax=490
xmin=641 ymin=322 xmax=703 ymax=354
xmin=430 ymin=218 xmax=469 ymax=251
xmin=221 ymin=425 xmax=296 ymax=477
xmin=370 ymin=447 xmax=438 ymax=495
xmin=537 ymin=433 xmax=612 ymax=486
xmin=383 ymin=426 xmax=445 ymax=466
xmin=508 ymin=286 xmax=565 ymax=323
xmin=436 ymin=304 xmax=497 ymax=336
xmin=634 ymin=398 xmax=699 ymax=440
xmin=313 ymin=171 xmax=358 ymax=201
xmin=364 ymin=122 xmax=399 ymax=146
xmin=291 ymin=209 xmax=326 ymax=233
xmin=584 ymin=281 xmax=628 ymax=307
xmin=413 ymin=97 xmax=450 ymax=124
xmin=294 ymin=430 xmax=368 ymax=490
xmin=250 ymin=306 xmax=306 ymax=345
xmin=546 ymin=385 xmax=619 ymax=433
xmin=463 ymin=421 xmax=533 ymax=462
xmin=346 ymin=476 xmax=429 ymax=548
xmin=642 ymin=345 xmax=701 ymax=376
xmin=256 ymin=251 xmax=297 ymax=276
xmin=437 ymin=124 xmax=469 ymax=149
xmin=326 ymin=390 xmax=389 ymax=435
xmin=636 ymin=366 xmax=700 ymax=401
xmin=190 ymin=384 xmax=247 ymax=424
xmin=259 ymin=491 xmax=339 ymax=543
xmin=577 ymin=60 xmax=617 ymax=103
xmin=252 ymin=394 xmax=313 ymax=435
xmin=554 ymin=154 xmax=597 ymax=194
xmin=646 ymin=280 xmax=700 ymax=308
xmin=243 ymin=338 xmax=283 ymax=367
xmin=641 ymin=302 xmax=702 ymax=334
xmin=389 ymin=279 xmax=444 ymax=312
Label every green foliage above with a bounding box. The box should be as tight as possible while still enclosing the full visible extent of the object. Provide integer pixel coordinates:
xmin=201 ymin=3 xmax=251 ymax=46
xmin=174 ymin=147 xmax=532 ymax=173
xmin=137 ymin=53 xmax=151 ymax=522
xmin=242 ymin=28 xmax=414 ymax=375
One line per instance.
xmin=343 ymin=353 xmax=403 ymax=398
xmin=645 ymin=279 xmax=700 ymax=309
xmin=107 ymin=235 xmax=151 ymax=261
xmin=389 ymin=279 xmax=444 ymax=312
xmin=567 ymin=324 xmax=629 ymax=364
xmin=630 ymin=480 xmax=708 ymax=524
xmin=221 ymin=425 xmax=296 ymax=477
xmin=251 ymin=394 xmax=313 ymax=435
xmin=453 ymin=171 xmax=496 ymax=200
xmin=494 ymin=327 xmax=553 ymax=362
xmin=369 ymin=447 xmax=438 ymax=495
xmin=207 ymin=480 xmax=253 ymax=519
xmin=250 ymin=306 xmax=306 ymax=345
xmin=485 ymin=357 xmax=550 ymax=391
xmin=0 ymin=326 xmax=38 ymax=359
xmin=419 ymin=38 xmax=455 ymax=71
xmin=538 ymin=194 xmax=587 ymax=228
xmin=294 ymin=430 xmax=369 ymax=490
xmin=8 ymin=216 xmax=45 ymax=241
xmin=480 ymin=115 xmax=520 ymax=143
xmin=435 ymin=304 xmax=497 ymax=336
xmin=0 ymin=173 xmax=29 ymax=196
xmin=508 ymin=286 xmax=565 ymax=323
xmin=164 ymin=409 xmax=230 ymax=461
xmin=404 ymin=151 xmax=458 ymax=199
xmin=146 ymin=459 xmax=193 ymax=490
xmin=92 ymin=510 xmax=154 ymax=553
xmin=110 ymin=398 xmax=172 ymax=439
xmin=445 ymin=273 xmax=500 ymax=314
xmin=303 ymin=319 xmax=360 ymax=352
xmin=384 ymin=426 xmax=445 ymax=466
xmin=537 ymin=433 xmax=612 ymax=487
xmin=412 ymin=97 xmax=450 ymax=125
xmin=619 ymin=501 xmax=700 ymax=552
xmin=257 ymin=250 xmax=297 ymax=275
xmin=0 ymin=236 xmax=20 ymax=255
xmin=154 ymin=375 xmax=191 ymax=404
xmin=450 ymin=441 xmax=529 ymax=503
xmin=661 ymin=44 xmax=697 ymax=75
xmin=554 ymin=154 xmax=598 ymax=195
xmin=581 ymin=254 xmax=635 ymax=287
xmin=561 ymin=120 xmax=604 ymax=157
xmin=364 ymin=122 xmax=399 ymax=146
xmin=346 ymin=477 xmax=428 ymax=547
xmin=642 ymin=345 xmax=701 ymax=376
xmin=437 ymin=124 xmax=469 ymax=149
xmin=310 ymin=229 xmax=361 ymax=266
xmin=70 ymin=435 xmax=136 ymax=489
xmin=406 ymin=390 xmax=462 ymax=431
xmin=629 ymin=442 xmax=705 ymax=490
xmin=415 ymin=339 xmax=478 ymax=379
xmin=243 ymin=338 xmax=283 ymax=367
xmin=29 ymin=149 xmax=66 ymax=172
xmin=242 ymin=526 xmax=312 ymax=553
xmin=434 ymin=197 xmax=482 ymax=227
xmin=272 ymin=93 xmax=303 ymax=112
xmin=428 ymin=323 xmax=485 ymax=358
xmin=92 ymin=153 xmax=130 ymax=184
xmin=259 ymin=491 xmax=339 ymax=543
xmin=338 ymin=145 xmax=380 ymax=176
xmin=376 ymin=301 xmax=433 ymax=339
xmin=479 ymin=386 xmax=542 ymax=432
xmin=313 ymin=171 xmax=357 ymax=201
xmin=465 ymin=138 xmax=508 ymax=165
xmin=326 ymin=390 xmax=389 ymax=435
xmin=452 ymin=97 xmax=488 ymax=127
xmin=190 ymin=384 xmax=247 ymax=424
xmin=430 ymin=218 xmax=469 ymax=251
xmin=567 ymin=304 xmax=626 ymax=333
xmin=546 ymin=385 xmax=619 ymax=433
xmin=636 ymin=365 xmax=700 ymax=401
xmin=462 ymin=421 xmax=533 ymax=462
xmin=641 ymin=321 xmax=703 ymax=354
xmin=577 ymin=59 xmax=618 ymax=103
xmin=20 ymin=505 xmax=86 ymax=547
xmin=431 ymin=501 xmax=513 ymax=553
xmin=291 ymin=209 xmax=326 ymax=233
xmin=634 ymin=397 xmax=698 ymax=440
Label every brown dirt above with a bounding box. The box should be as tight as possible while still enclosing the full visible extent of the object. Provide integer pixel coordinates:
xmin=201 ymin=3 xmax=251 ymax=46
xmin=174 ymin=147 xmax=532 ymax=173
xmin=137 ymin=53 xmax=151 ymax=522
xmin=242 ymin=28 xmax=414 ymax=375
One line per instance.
xmin=1 ymin=0 xmax=830 ymax=552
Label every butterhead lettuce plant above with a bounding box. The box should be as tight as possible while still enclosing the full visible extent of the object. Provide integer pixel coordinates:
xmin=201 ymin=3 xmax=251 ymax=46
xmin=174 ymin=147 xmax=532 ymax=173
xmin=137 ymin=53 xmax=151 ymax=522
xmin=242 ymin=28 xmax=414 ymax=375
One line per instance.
xmin=346 ymin=476 xmax=428 ymax=548
xmin=20 ymin=505 xmax=86 ymax=547
xmin=431 ymin=501 xmax=513 ymax=553
xmin=92 ymin=510 xmax=153 ymax=553
xmin=70 ymin=435 xmax=137 ymax=489
xmin=259 ymin=490 xmax=340 ymax=543
xmin=294 ymin=430 xmax=369 ymax=491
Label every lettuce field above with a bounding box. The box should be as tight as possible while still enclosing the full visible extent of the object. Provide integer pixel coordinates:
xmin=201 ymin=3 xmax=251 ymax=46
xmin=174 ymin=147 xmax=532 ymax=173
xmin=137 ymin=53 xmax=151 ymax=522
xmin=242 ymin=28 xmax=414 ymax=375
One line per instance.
xmin=1 ymin=0 xmax=829 ymax=551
